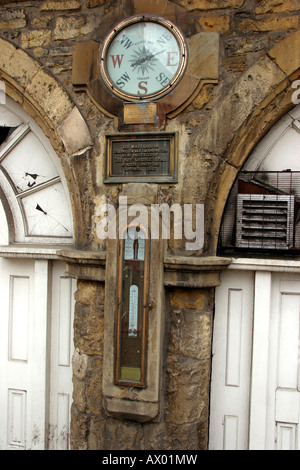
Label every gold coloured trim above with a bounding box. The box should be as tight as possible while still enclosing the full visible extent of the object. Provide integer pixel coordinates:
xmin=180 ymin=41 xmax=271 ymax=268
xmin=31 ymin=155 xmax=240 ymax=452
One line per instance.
xmin=104 ymin=132 xmax=178 ymax=183
xmin=115 ymin=224 xmax=150 ymax=388
xmin=99 ymin=15 xmax=188 ymax=102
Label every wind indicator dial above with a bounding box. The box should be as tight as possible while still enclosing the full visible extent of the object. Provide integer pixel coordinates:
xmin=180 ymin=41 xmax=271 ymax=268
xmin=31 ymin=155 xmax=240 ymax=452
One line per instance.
xmin=100 ymin=16 xmax=187 ymax=101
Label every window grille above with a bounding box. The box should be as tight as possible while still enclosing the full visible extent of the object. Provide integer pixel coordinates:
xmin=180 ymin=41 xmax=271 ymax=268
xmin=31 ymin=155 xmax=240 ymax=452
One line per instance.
xmin=220 ymin=171 xmax=300 ymax=253
xmin=236 ymin=194 xmax=294 ymax=250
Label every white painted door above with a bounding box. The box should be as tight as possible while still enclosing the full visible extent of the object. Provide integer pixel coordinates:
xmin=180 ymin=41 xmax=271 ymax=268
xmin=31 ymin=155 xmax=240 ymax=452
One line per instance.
xmin=259 ymin=274 xmax=300 ymax=450
xmin=48 ymin=262 xmax=76 ymax=450
xmin=210 ymin=267 xmax=300 ymax=450
xmin=209 ymin=270 xmax=254 ymax=450
xmin=0 ymin=258 xmax=75 ymax=450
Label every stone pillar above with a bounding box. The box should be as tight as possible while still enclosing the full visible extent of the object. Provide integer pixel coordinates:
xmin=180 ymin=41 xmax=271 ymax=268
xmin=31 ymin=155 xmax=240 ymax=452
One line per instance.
xmin=61 ymin=249 xmax=230 ymax=450
xmin=165 ymin=287 xmax=214 ymax=449
xmin=163 ymin=256 xmax=231 ymax=449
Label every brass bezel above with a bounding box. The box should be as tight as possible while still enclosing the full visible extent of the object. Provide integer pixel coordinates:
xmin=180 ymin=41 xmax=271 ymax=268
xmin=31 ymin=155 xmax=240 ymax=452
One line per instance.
xmin=99 ymin=15 xmax=188 ymax=102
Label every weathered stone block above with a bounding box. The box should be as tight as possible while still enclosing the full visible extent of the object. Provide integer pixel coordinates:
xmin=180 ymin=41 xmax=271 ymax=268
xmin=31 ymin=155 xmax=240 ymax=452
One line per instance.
xmin=87 ymin=0 xmax=107 ymax=6
xmin=199 ymin=56 xmax=286 ymax=156
xmin=0 ymin=43 xmax=41 ymax=88
xmin=170 ymin=288 xmax=205 ymax=309
xmin=268 ymin=29 xmax=300 ymax=77
xmin=0 ymin=9 xmax=26 ymax=29
xmin=144 ymin=422 xmax=199 ymax=450
xmin=87 ymin=357 xmax=103 ymax=415
xmin=70 ymin=405 xmax=88 ymax=450
xmin=223 ymin=55 xmax=247 ymax=72
xmin=41 ymin=0 xmax=81 ymax=10
xmin=166 ymin=358 xmax=203 ymax=424
xmin=239 ymin=16 xmax=298 ymax=32
xmin=186 ymin=32 xmax=219 ymax=80
xmin=72 ymin=375 xmax=87 ymax=413
xmin=72 ymin=348 xmax=89 ymax=379
xmin=256 ymin=0 xmax=300 ymax=14
xmin=74 ymin=303 xmax=104 ymax=355
xmin=199 ymin=15 xmax=230 ymax=33
xmin=170 ymin=310 xmax=213 ymax=360
xmin=54 ymin=15 xmax=97 ymax=40
xmin=25 ymin=68 xmax=73 ymax=126
xmin=74 ymin=280 xmax=100 ymax=306
xmin=103 ymin=418 xmax=144 ymax=450
xmin=57 ymin=106 xmax=93 ymax=155
xmin=21 ymin=29 xmax=52 ymax=48
xmin=180 ymin=0 xmax=243 ymax=9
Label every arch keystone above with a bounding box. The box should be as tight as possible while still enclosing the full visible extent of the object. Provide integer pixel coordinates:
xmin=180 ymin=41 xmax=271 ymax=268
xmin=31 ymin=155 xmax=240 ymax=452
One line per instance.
xmin=268 ymin=30 xmax=300 ymax=78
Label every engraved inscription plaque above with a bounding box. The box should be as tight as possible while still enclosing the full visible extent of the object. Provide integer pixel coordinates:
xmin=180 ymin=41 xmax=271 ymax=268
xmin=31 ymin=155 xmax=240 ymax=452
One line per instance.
xmin=104 ymin=133 xmax=178 ymax=183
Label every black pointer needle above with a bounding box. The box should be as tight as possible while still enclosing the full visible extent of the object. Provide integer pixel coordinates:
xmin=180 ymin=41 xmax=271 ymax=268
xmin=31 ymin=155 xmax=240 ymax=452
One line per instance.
xmin=47 ymin=213 xmax=70 ymax=232
xmin=36 ymin=204 xmax=47 ymax=214
xmin=35 ymin=204 xmax=69 ymax=232
xmin=130 ymin=50 xmax=166 ymax=68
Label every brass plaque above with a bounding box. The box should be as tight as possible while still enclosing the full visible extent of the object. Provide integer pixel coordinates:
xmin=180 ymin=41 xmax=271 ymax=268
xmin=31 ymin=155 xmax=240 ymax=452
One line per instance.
xmin=104 ymin=133 xmax=178 ymax=183
xmin=123 ymin=102 xmax=157 ymax=125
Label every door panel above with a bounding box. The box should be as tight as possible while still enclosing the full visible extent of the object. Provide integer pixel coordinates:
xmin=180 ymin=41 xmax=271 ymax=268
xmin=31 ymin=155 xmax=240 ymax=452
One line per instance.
xmin=0 ymin=259 xmax=37 ymax=449
xmin=209 ymin=270 xmax=254 ymax=450
xmin=210 ymin=268 xmax=300 ymax=450
xmin=48 ymin=263 xmax=75 ymax=450
xmin=265 ymin=276 xmax=300 ymax=450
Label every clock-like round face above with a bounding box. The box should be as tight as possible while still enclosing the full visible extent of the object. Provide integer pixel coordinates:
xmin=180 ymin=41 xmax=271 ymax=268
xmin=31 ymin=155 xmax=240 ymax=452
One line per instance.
xmin=100 ymin=16 xmax=187 ymax=101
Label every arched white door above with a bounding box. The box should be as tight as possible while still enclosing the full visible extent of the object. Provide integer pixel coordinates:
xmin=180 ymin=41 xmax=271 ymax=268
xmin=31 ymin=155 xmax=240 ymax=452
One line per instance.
xmin=0 ymin=98 xmax=75 ymax=450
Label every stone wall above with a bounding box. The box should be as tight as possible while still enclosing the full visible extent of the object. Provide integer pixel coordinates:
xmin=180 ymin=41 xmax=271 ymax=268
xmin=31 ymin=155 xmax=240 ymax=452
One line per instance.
xmin=71 ymin=283 xmax=214 ymax=450
xmin=0 ymin=0 xmax=299 ymax=451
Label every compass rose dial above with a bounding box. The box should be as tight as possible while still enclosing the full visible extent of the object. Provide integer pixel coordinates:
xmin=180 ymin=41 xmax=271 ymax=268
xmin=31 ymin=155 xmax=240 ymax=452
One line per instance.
xmin=100 ymin=16 xmax=187 ymax=101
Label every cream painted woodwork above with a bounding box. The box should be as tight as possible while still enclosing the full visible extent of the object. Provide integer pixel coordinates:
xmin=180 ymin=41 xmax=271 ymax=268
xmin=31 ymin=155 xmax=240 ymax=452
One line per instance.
xmin=48 ymin=262 xmax=76 ymax=450
xmin=0 ymin=98 xmax=75 ymax=450
xmin=210 ymin=263 xmax=300 ymax=450
xmin=0 ymin=258 xmax=75 ymax=450
xmin=209 ymin=270 xmax=254 ymax=450
xmin=0 ymin=98 xmax=73 ymax=245
xmin=0 ymin=199 xmax=8 ymax=245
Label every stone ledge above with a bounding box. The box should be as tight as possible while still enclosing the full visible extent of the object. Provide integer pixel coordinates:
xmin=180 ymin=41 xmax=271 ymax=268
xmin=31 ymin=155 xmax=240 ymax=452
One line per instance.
xmin=104 ymin=397 xmax=159 ymax=423
xmin=57 ymin=248 xmax=106 ymax=281
xmin=164 ymin=255 xmax=232 ymax=288
xmin=0 ymin=244 xmax=64 ymax=259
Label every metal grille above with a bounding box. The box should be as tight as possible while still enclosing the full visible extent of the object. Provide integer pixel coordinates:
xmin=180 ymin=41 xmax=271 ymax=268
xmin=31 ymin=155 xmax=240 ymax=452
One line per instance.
xmin=220 ymin=171 xmax=300 ymax=252
xmin=236 ymin=194 xmax=294 ymax=249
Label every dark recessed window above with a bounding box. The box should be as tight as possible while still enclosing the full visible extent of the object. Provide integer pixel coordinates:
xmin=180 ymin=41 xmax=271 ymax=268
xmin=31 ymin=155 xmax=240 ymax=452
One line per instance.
xmin=0 ymin=127 xmax=14 ymax=146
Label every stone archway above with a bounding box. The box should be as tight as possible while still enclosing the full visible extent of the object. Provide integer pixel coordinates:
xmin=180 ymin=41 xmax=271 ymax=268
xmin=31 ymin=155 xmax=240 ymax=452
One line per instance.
xmin=208 ymin=30 xmax=300 ymax=450
xmin=204 ymin=30 xmax=300 ymax=255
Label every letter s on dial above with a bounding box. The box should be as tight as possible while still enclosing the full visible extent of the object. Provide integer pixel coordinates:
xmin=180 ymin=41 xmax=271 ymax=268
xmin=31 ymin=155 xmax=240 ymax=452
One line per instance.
xmin=100 ymin=16 xmax=187 ymax=101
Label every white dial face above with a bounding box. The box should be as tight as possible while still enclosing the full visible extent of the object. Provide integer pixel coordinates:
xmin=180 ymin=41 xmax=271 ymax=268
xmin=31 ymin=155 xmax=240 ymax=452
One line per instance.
xmin=101 ymin=18 xmax=187 ymax=100
xmin=22 ymin=182 xmax=72 ymax=237
xmin=0 ymin=122 xmax=73 ymax=241
xmin=1 ymin=129 xmax=58 ymax=193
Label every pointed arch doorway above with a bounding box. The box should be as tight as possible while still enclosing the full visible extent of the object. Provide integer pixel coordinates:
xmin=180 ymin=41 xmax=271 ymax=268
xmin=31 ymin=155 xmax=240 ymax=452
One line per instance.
xmin=0 ymin=97 xmax=75 ymax=450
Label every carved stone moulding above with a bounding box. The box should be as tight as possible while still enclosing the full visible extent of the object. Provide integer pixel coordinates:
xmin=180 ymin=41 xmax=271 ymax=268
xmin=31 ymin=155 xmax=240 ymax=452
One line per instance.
xmin=72 ymin=0 xmax=219 ymax=128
